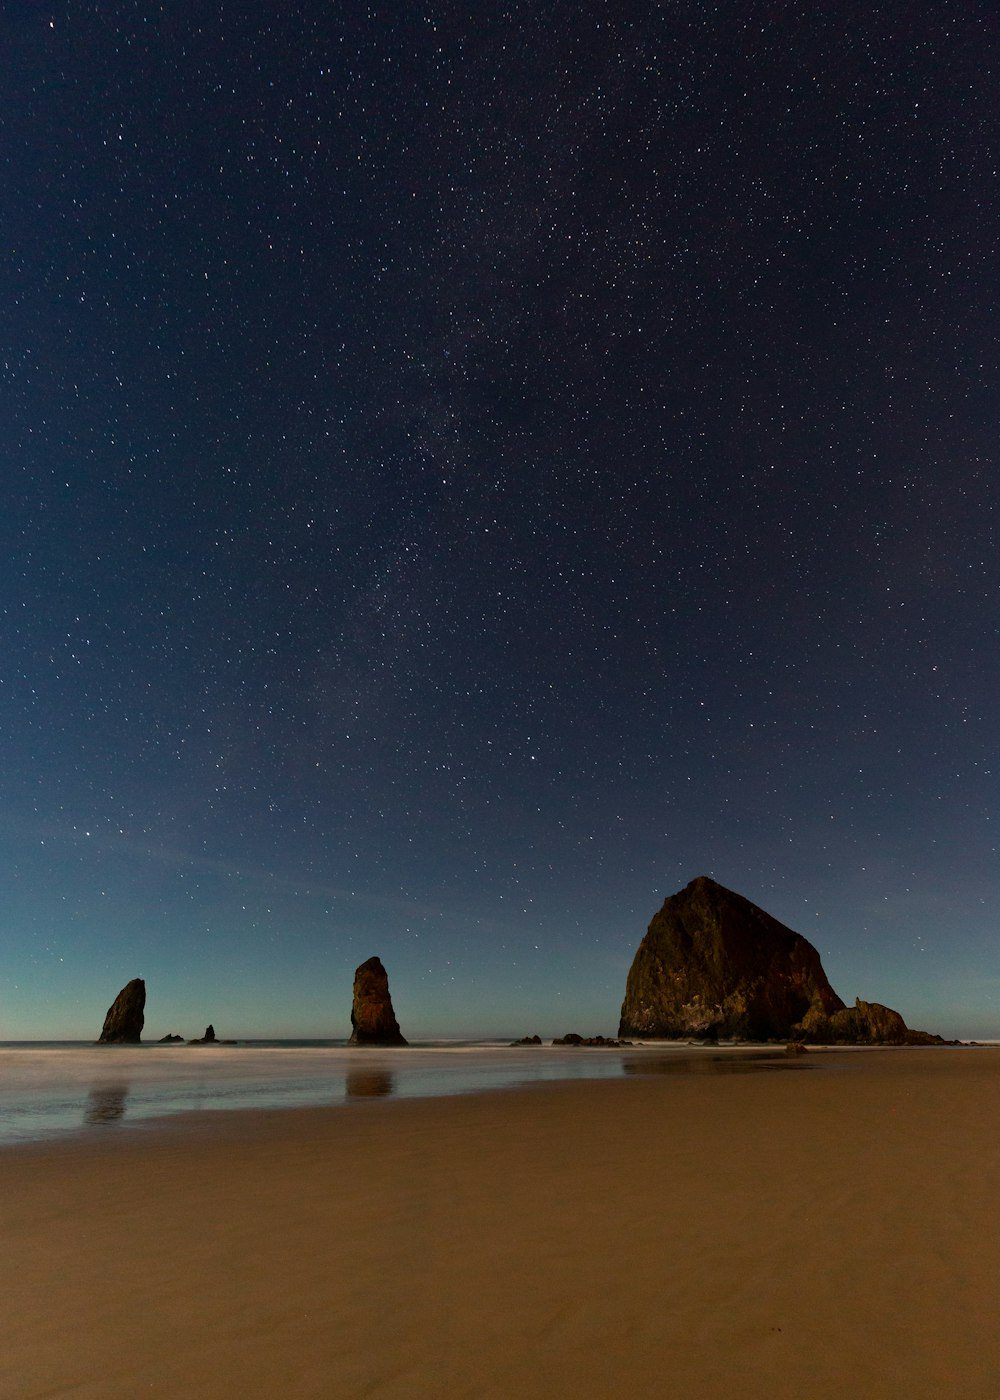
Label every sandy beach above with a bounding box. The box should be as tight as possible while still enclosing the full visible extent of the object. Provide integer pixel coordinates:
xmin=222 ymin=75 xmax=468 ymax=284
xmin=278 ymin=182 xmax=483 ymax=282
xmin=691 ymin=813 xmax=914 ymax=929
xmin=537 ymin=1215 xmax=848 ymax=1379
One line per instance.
xmin=2 ymin=1047 xmax=999 ymax=1400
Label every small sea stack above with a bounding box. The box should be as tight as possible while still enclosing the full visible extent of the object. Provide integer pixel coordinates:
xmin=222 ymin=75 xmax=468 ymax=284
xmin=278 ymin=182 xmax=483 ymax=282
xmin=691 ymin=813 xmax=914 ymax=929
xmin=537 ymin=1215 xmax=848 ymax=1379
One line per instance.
xmin=348 ymin=956 xmax=407 ymax=1046
xmin=97 ymin=978 xmax=146 ymax=1044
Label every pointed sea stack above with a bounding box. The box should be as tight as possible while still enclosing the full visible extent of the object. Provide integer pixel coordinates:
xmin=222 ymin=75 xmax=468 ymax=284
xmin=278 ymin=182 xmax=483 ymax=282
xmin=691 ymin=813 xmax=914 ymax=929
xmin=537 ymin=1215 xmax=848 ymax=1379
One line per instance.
xmin=98 ymin=978 xmax=146 ymax=1044
xmin=348 ymin=956 xmax=407 ymax=1046
xmin=618 ymin=877 xmax=845 ymax=1041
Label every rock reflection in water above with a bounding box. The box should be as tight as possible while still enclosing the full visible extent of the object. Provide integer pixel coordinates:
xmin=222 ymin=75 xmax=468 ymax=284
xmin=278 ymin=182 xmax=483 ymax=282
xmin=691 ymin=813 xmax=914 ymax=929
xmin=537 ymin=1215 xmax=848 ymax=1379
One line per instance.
xmin=624 ymin=1052 xmax=810 ymax=1077
xmin=345 ymin=1068 xmax=395 ymax=1099
xmin=84 ymin=1084 xmax=130 ymax=1124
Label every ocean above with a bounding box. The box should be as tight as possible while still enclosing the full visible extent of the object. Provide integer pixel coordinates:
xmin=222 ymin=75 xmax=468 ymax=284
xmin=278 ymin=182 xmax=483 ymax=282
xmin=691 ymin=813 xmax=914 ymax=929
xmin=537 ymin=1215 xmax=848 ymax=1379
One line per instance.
xmin=0 ymin=1040 xmax=810 ymax=1145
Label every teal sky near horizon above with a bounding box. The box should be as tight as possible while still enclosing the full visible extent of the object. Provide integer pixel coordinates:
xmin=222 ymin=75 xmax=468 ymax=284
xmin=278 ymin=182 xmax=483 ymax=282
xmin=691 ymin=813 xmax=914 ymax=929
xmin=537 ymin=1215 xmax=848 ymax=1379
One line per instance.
xmin=2 ymin=1 xmax=998 ymax=1041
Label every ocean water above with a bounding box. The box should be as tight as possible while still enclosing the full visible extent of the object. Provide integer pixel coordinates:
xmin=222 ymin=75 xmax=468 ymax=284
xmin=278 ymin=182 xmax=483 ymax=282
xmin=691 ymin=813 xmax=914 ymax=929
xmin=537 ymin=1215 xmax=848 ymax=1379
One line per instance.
xmin=0 ymin=1040 xmax=812 ymax=1146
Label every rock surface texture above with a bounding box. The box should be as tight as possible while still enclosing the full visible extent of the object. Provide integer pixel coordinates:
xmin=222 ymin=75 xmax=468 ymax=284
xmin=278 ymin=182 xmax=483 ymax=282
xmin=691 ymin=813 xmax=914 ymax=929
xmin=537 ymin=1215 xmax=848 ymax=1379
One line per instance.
xmin=98 ymin=978 xmax=146 ymax=1044
xmin=348 ymin=957 xmax=407 ymax=1046
xmin=618 ymin=876 xmax=947 ymax=1044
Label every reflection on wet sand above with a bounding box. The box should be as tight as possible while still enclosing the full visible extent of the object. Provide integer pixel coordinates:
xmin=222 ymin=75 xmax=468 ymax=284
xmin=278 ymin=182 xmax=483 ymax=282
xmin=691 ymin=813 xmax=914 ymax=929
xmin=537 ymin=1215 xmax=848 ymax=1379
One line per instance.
xmin=84 ymin=1084 xmax=130 ymax=1124
xmin=624 ymin=1052 xmax=811 ymax=1076
xmin=345 ymin=1068 xmax=395 ymax=1099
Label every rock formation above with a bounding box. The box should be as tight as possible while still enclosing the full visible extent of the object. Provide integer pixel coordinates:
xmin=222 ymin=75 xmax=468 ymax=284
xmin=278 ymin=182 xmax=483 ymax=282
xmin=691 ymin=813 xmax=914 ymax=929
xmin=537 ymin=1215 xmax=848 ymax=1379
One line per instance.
xmin=552 ymin=1033 xmax=633 ymax=1046
xmin=796 ymin=997 xmax=947 ymax=1046
xmin=619 ymin=876 xmax=947 ymax=1044
xmin=348 ymin=956 xmax=407 ymax=1046
xmin=97 ymin=978 xmax=146 ymax=1044
xmin=510 ymin=1034 xmax=542 ymax=1046
xmin=187 ymin=1025 xmax=236 ymax=1044
xmin=158 ymin=1033 xmax=184 ymax=1043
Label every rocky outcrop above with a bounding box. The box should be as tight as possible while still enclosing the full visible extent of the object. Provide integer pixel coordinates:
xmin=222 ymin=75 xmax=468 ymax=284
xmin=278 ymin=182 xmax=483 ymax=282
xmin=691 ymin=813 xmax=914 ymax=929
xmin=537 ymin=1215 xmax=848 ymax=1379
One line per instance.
xmin=510 ymin=1035 xmax=542 ymax=1046
xmin=158 ymin=1033 xmax=184 ymax=1043
xmin=348 ymin=957 xmax=407 ymax=1046
xmin=796 ymin=997 xmax=950 ymax=1045
xmin=552 ymin=1033 xmax=633 ymax=1047
xmin=98 ymin=978 xmax=146 ymax=1044
xmin=619 ymin=877 xmax=948 ymax=1044
xmin=187 ymin=1025 xmax=236 ymax=1045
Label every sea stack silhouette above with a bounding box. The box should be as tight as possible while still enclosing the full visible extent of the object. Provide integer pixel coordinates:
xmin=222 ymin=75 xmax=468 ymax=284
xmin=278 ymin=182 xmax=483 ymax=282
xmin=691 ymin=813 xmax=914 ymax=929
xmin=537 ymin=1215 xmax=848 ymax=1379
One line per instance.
xmin=97 ymin=978 xmax=146 ymax=1044
xmin=619 ymin=876 xmax=947 ymax=1044
xmin=348 ymin=956 xmax=407 ymax=1046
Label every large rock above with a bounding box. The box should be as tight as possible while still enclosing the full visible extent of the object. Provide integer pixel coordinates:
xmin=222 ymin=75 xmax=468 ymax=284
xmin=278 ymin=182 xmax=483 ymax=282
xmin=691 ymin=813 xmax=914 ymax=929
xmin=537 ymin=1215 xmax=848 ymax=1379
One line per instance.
xmin=98 ymin=978 xmax=146 ymax=1044
xmin=348 ymin=956 xmax=407 ymax=1046
xmin=619 ymin=877 xmax=844 ymax=1041
xmin=618 ymin=877 xmax=948 ymax=1044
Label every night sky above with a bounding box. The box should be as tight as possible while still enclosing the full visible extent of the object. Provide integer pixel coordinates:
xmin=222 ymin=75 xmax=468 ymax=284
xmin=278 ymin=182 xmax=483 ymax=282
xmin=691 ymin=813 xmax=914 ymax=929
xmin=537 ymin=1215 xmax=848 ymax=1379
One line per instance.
xmin=3 ymin=1 xmax=997 ymax=1040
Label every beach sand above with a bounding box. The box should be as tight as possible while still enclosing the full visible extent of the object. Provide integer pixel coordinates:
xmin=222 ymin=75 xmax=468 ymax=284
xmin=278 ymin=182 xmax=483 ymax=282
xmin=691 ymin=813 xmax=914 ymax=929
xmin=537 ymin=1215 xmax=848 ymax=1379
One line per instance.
xmin=2 ymin=1047 xmax=998 ymax=1400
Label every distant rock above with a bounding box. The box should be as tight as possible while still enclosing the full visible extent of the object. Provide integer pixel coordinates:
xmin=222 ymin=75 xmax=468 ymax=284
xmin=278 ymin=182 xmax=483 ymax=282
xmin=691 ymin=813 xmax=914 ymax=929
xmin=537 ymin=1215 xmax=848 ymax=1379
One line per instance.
xmin=510 ymin=1034 xmax=543 ymax=1046
xmin=187 ymin=1024 xmax=235 ymax=1045
xmin=158 ymin=1033 xmax=184 ymax=1043
xmin=348 ymin=956 xmax=407 ymax=1046
xmin=552 ymin=1033 xmax=633 ymax=1047
xmin=619 ymin=876 xmax=949 ymax=1045
xmin=98 ymin=978 xmax=146 ymax=1044
xmin=903 ymin=1026 xmax=954 ymax=1046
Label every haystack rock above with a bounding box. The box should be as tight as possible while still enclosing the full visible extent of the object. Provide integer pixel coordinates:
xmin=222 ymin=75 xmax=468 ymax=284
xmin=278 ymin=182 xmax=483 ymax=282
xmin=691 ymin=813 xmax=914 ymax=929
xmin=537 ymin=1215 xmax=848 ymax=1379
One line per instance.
xmin=98 ymin=978 xmax=146 ymax=1044
xmin=348 ymin=956 xmax=407 ymax=1046
xmin=618 ymin=876 xmax=947 ymax=1044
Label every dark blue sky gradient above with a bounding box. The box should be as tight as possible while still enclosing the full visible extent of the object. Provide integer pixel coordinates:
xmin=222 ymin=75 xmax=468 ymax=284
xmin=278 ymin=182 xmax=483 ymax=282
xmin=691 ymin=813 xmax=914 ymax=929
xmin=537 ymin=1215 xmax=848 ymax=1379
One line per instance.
xmin=2 ymin=1 xmax=997 ymax=1039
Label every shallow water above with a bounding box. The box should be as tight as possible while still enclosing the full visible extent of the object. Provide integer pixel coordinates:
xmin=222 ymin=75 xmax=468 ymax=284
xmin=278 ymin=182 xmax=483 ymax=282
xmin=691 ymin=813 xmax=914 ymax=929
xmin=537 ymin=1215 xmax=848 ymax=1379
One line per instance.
xmin=0 ymin=1042 xmax=808 ymax=1145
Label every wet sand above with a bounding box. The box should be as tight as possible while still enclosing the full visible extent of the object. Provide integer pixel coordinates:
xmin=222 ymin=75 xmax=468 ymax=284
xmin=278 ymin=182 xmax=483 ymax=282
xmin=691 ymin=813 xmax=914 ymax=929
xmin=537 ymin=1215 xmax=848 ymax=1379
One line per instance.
xmin=2 ymin=1047 xmax=998 ymax=1399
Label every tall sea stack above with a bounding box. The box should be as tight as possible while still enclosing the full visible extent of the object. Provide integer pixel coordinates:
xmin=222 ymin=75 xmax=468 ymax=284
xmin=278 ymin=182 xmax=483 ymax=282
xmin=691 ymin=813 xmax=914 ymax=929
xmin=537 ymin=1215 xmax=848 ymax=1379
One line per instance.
xmin=98 ymin=978 xmax=146 ymax=1044
xmin=348 ymin=957 xmax=407 ymax=1046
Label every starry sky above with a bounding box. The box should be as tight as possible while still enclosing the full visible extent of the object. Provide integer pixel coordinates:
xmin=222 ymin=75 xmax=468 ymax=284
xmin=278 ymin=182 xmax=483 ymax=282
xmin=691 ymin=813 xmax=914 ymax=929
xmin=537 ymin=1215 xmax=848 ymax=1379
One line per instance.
xmin=2 ymin=1 xmax=997 ymax=1041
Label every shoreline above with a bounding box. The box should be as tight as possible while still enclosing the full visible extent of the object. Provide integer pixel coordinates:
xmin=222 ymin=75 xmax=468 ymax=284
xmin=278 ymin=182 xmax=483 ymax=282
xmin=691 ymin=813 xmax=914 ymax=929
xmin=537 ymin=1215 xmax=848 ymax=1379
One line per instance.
xmin=0 ymin=1039 xmax=818 ymax=1154
xmin=3 ymin=1049 xmax=1000 ymax=1398
xmin=2 ymin=1038 xmax=987 ymax=1151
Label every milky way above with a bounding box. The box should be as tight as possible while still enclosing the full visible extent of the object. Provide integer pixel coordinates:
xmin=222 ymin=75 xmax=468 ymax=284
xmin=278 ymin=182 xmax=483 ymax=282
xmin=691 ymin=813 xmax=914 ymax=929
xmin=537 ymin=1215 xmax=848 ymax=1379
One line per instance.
xmin=2 ymin=2 xmax=997 ymax=1038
